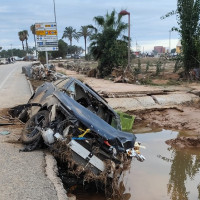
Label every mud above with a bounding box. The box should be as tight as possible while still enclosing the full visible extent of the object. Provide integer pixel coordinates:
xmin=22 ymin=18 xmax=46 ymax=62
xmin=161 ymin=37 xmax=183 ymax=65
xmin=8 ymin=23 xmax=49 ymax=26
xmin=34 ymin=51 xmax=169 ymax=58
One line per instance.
xmin=166 ymin=137 xmax=200 ymax=149
xmin=29 ymin=79 xmax=44 ymax=91
xmin=133 ymin=101 xmax=200 ymax=148
xmin=0 ymin=108 xmax=24 ymax=129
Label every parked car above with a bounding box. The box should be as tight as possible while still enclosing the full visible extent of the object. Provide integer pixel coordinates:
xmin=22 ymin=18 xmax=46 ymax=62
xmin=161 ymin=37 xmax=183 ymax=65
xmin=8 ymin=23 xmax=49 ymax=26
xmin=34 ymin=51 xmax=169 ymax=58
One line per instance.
xmin=0 ymin=58 xmax=8 ymax=65
xmin=13 ymin=56 xmax=23 ymax=61
xmin=66 ymin=54 xmax=71 ymax=59
xmin=71 ymin=54 xmax=80 ymax=59
xmin=23 ymin=56 xmax=37 ymax=61
xmin=10 ymin=77 xmax=145 ymax=177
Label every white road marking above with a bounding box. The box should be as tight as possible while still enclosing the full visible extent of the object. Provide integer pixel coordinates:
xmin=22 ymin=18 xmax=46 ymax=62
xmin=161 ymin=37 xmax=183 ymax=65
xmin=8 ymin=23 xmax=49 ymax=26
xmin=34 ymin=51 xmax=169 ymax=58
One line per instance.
xmin=0 ymin=66 xmax=17 ymax=90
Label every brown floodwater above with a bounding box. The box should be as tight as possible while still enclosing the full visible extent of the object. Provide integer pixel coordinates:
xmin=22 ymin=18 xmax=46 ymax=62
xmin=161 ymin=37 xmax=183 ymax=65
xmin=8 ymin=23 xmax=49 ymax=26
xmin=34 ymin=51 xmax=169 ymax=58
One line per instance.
xmin=123 ymin=130 xmax=200 ymax=200
xmin=74 ymin=129 xmax=200 ymax=200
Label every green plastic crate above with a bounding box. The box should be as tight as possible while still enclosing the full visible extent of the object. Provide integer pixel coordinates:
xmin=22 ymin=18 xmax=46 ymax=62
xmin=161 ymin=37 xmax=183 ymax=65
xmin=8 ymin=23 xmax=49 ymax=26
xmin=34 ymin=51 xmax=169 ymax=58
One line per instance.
xmin=116 ymin=111 xmax=135 ymax=132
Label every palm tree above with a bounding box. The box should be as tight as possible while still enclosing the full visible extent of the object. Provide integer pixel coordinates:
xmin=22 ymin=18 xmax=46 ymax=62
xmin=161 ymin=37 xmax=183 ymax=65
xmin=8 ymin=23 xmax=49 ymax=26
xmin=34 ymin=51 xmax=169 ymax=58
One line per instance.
xmin=18 ymin=31 xmax=25 ymax=50
xmin=30 ymin=25 xmax=36 ymax=50
xmin=77 ymin=26 xmax=92 ymax=57
xmin=62 ymin=26 xmax=79 ymax=46
xmin=23 ymin=30 xmax=29 ymax=51
xmin=89 ymin=10 xmax=128 ymax=77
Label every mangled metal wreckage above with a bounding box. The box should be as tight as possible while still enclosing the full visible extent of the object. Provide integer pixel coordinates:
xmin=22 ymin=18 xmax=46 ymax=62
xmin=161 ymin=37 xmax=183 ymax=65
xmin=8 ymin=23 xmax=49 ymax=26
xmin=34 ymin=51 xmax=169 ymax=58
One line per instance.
xmin=10 ymin=77 xmax=145 ymax=177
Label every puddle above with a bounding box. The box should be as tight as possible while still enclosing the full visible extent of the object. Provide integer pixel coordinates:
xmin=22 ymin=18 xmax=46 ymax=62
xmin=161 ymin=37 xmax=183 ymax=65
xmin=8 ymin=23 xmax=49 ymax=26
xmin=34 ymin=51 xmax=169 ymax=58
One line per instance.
xmin=124 ymin=130 xmax=200 ymax=200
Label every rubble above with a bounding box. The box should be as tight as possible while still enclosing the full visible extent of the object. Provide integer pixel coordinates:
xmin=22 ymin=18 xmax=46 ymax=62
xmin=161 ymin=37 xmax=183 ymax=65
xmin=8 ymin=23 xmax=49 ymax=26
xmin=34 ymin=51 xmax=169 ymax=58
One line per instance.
xmin=22 ymin=61 xmax=66 ymax=81
xmin=0 ymin=130 xmax=10 ymax=135
xmin=112 ymin=68 xmax=135 ymax=83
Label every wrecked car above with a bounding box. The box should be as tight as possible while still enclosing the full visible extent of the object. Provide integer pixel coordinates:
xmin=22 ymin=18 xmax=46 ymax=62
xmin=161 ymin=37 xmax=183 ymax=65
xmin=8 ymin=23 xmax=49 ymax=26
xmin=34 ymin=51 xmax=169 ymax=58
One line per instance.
xmin=10 ymin=77 xmax=145 ymax=177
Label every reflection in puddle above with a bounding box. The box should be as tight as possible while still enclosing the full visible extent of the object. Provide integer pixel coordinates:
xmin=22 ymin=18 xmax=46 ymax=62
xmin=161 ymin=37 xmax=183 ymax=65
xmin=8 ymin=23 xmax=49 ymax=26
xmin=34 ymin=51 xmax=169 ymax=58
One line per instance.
xmin=124 ymin=130 xmax=200 ymax=200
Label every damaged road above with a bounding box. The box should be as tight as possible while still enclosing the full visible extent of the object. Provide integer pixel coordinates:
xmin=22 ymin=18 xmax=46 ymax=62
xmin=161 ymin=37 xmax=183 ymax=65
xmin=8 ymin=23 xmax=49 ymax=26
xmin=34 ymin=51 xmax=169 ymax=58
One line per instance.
xmin=0 ymin=62 xmax=63 ymax=200
xmin=10 ymin=76 xmax=145 ymax=199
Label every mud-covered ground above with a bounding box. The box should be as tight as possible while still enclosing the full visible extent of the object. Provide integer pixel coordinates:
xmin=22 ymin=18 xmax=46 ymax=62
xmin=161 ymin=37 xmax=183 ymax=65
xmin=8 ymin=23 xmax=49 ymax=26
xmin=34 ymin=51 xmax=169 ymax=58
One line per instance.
xmin=0 ymin=108 xmax=25 ymax=150
xmin=133 ymin=101 xmax=200 ymax=148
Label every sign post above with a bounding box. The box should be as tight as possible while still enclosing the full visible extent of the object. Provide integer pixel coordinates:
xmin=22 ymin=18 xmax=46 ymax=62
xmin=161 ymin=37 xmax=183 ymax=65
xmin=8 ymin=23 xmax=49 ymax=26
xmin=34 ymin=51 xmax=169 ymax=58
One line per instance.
xmin=45 ymin=51 xmax=49 ymax=66
xmin=35 ymin=22 xmax=58 ymax=65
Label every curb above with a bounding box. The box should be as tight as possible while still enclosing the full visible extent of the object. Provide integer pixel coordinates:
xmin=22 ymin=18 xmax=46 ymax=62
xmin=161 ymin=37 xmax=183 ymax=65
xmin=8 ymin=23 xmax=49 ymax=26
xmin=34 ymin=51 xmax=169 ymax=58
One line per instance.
xmin=26 ymin=78 xmax=34 ymax=95
xmin=45 ymin=152 xmax=69 ymax=200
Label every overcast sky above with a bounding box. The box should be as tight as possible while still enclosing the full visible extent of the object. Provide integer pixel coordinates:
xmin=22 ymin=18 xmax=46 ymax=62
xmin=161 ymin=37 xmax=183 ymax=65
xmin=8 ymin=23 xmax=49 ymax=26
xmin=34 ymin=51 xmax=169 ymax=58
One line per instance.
xmin=0 ymin=0 xmax=179 ymax=52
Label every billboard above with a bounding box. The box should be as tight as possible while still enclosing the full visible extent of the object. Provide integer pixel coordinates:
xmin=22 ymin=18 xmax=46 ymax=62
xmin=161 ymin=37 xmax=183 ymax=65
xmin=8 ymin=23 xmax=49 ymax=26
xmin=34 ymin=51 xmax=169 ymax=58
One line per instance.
xmin=35 ymin=22 xmax=58 ymax=51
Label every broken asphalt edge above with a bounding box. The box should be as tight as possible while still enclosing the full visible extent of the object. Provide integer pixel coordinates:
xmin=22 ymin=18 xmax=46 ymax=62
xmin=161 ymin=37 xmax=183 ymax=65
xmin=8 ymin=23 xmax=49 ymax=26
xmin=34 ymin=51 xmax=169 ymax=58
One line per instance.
xmin=26 ymin=77 xmax=34 ymax=95
xmin=25 ymin=76 xmax=70 ymax=200
xmin=44 ymin=152 xmax=69 ymax=200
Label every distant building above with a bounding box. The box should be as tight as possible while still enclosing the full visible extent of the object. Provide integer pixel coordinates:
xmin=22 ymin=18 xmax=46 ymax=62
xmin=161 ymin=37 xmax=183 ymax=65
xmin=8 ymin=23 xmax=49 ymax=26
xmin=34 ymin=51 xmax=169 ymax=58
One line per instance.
xmin=133 ymin=51 xmax=140 ymax=57
xmin=176 ymin=40 xmax=182 ymax=54
xmin=154 ymin=46 xmax=166 ymax=54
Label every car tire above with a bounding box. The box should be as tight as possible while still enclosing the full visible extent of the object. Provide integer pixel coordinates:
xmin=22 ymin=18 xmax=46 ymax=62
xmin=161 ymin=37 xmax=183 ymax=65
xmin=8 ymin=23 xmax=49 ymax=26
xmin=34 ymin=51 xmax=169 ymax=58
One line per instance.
xmin=21 ymin=110 xmax=49 ymax=144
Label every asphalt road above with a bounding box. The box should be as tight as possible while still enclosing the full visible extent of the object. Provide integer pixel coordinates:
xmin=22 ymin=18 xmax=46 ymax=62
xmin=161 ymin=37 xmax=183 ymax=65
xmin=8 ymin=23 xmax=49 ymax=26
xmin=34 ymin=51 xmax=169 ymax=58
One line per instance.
xmin=0 ymin=62 xmax=58 ymax=200
xmin=0 ymin=62 xmax=32 ymax=108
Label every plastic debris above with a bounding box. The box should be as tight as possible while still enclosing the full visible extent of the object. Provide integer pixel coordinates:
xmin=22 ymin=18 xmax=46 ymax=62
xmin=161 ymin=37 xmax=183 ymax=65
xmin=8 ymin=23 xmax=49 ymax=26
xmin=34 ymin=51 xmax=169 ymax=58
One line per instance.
xmin=0 ymin=130 xmax=10 ymax=135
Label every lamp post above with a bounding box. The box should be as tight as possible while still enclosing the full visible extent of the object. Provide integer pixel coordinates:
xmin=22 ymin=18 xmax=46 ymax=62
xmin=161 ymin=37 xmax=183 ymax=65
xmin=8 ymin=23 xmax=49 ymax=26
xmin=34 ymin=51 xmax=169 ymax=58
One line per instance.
xmin=119 ymin=10 xmax=130 ymax=69
xmin=53 ymin=0 xmax=57 ymax=23
xmin=169 ymin=30 xmax=172 ymax=55
xmin=10 ymin=44 xmax=13 ymax=57
xmin=45 ymin=0 xmax=57 ymax=66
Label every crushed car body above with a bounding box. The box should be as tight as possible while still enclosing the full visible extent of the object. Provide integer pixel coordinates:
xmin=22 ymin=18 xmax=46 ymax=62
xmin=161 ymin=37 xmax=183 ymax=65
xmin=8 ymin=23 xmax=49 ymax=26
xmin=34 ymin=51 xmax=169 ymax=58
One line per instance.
xmin=10 ymin=77 xmax=145 ymax=176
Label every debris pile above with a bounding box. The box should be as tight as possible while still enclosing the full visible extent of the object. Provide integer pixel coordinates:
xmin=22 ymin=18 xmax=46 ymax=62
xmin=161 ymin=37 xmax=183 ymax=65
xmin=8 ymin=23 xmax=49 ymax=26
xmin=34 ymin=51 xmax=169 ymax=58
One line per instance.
xmin=22 ymin=61 xmax=66 ymax=81
xmin=111 ymin=68 xmax=135 ymax=83
xmin=0 ymin=108 xmax=23 ymax=127
xmin=58 ymin=61 xmax=98 ymax=78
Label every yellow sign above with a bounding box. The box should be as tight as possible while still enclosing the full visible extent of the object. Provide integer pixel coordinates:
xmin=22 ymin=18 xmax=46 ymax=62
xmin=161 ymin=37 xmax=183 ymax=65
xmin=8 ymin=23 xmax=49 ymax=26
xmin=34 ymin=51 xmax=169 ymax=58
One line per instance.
xmin=36 ymin=30 xmax=57 ymax=36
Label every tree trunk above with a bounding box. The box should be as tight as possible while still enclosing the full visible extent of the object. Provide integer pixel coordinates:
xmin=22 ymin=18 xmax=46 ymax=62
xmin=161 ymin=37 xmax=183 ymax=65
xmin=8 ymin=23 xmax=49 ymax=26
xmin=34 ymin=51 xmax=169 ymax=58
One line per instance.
xmin=26 ymin=39 xmax=28 ymax=51
xmin=70 ymin=39 xmax=72 ymax=57
xmin=84 ymin=36 xmax=87 ymax=58
xmin=34 ymin=34 xmax=36 ymax=50
xmin=22 ymin=41 xmax=24 ymax=50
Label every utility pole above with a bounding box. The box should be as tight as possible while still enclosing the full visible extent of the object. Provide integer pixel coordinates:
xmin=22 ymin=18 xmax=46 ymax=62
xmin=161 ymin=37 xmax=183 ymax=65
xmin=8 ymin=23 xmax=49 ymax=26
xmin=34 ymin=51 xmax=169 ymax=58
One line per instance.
xmin=10 ymin=44 xmax=13 ymax=57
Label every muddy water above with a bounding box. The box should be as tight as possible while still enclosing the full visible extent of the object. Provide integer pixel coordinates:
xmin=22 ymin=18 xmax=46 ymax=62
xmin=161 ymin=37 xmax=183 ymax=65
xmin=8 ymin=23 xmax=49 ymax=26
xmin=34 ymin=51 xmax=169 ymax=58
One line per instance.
xmin=73 ymin=130 xmax=200 ymax=200
xmin=124 ymin=130 xmax=200 ymax=200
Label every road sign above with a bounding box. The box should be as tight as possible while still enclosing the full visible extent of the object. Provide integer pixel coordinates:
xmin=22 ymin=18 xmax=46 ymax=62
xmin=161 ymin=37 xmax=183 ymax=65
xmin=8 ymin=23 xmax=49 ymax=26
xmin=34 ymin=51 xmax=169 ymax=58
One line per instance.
xmin=37 ymin=47 xmax=58 ymax=51
xmin=35 ymin=22 xmax=58 ymax=52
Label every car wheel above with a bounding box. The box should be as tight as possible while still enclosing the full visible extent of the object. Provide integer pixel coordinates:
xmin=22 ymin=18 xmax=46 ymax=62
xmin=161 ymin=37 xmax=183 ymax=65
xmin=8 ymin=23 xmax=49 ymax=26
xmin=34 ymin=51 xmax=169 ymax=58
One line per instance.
xmin=21 ymin=110 xmax=49 ymax=144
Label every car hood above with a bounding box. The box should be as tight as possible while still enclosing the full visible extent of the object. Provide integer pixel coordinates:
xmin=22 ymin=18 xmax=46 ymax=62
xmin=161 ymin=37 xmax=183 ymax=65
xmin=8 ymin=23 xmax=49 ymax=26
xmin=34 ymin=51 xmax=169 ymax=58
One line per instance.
xmin=54 ymin=91 xmax=136 ymax=152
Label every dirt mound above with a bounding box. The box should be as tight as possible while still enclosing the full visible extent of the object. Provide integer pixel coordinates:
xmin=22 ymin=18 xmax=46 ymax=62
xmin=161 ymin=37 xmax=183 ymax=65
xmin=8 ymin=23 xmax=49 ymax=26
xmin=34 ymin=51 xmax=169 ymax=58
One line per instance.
xmin=166 ymin=137 xmax=200 ymax=149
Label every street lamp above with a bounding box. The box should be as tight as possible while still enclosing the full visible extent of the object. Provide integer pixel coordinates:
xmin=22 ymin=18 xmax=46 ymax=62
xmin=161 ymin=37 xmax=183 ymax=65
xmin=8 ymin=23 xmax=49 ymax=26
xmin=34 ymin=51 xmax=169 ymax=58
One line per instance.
xmin=119 ymin=10 xmax=131 ymax=69
xmin=169 ymin=30 xmax=172 ymax=54
xmin=10 ymin=44 xmax=13 ymax=57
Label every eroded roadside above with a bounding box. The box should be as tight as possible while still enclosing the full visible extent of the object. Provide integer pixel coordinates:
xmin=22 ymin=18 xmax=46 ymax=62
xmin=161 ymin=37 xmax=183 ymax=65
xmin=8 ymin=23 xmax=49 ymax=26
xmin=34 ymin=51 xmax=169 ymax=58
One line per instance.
xmin=131 ymin=101 xmax=200 ymax=148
